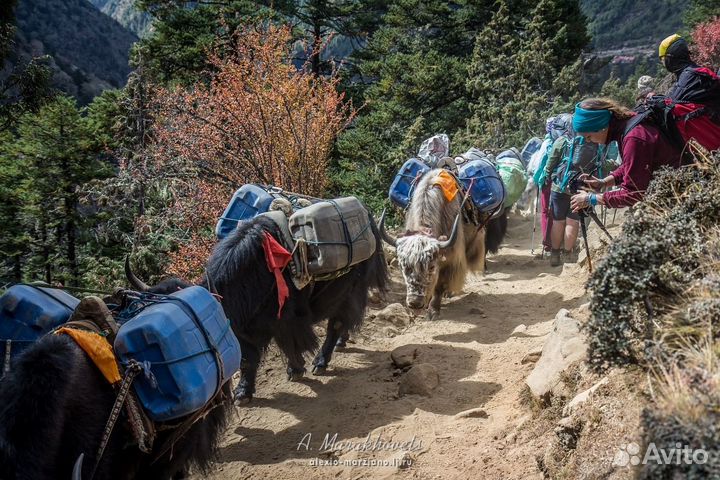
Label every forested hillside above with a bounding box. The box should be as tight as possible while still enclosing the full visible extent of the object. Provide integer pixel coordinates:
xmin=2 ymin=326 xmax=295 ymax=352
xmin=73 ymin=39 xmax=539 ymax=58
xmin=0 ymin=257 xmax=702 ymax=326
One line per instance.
xmin=9 ymin=0 xmax=137 ymax=104
xmin=87 ymin=0 xmax=152 ymax=37
xmin=581 ymin=0 xmax=689 ymax=50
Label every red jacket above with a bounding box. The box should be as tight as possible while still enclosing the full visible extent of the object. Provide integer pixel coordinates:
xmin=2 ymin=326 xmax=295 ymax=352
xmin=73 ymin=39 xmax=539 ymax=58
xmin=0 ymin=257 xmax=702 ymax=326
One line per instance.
xmin=604 ymin=116 xmax=682 ymax=208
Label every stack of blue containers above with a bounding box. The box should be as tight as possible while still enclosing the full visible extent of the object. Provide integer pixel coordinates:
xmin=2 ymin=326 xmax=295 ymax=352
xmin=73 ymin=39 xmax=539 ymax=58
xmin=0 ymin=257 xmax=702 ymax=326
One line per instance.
xmin=0 ymin=285 xmax=80 ymax=362
xmin=388 ymin=158 xmax=430 ymax=208
xmin=215 ymin=184 xmax=276 ymax=240
xmin=114 ymin=286 xmax=242 ymax=421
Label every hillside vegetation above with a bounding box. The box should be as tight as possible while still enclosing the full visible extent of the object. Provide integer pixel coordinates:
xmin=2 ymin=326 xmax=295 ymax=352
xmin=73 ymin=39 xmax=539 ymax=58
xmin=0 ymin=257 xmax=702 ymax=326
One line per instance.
xmin=581 ymin=0 xmax=689 ymax=50
xmin=10 ymin=0 xmax=137 ymax=104
xmin=87 ymin=0 xmax=152 ymax=37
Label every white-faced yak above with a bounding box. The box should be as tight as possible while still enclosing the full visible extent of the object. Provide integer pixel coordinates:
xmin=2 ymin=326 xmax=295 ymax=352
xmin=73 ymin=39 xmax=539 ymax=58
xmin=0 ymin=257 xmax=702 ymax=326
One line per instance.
xmin=380 ymin=168 xmax=507 ymax=320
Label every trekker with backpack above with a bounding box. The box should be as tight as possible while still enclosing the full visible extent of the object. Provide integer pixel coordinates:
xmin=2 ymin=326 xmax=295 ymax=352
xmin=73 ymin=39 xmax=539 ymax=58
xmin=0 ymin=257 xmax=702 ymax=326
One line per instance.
xmin=533 ymin=114 xmax=573 ymax=257
xmin=542 ymin=123 xmax=605 ymax=267
xmin=538 ymin=113 xmax=580 ymax=267
xmin=569 ymin=98 xmax=682 ymax=213
xmin=647 ymin=34 xmax=720 ymax=152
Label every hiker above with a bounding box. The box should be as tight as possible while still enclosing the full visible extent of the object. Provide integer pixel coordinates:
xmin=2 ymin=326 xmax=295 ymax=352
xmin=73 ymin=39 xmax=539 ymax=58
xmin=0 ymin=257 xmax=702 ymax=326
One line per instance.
xmin=635 ymin=75 xmax=655 ymax=109
xmin=569 ymin=98 xmax=682 ymax=213
xmin=541 ymin=116 xmax=604 ymax=267
xmin=533 ymin=114 xmax=573 ymax=258
xmin=660 ymin=34 xmax=718 ymax=104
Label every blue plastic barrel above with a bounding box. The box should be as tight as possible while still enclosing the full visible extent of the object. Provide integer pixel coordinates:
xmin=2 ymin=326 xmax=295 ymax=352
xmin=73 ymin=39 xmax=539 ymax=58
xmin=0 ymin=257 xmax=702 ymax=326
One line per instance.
xmin=114 ymin=286 xmax=242 ymax=421
xmin=389 ymin=158 xmax=431 ymax=208
xmin=458 ymin=159 xmax=506 ymax=213
xmin=0 ymin=285 xmax=80 ymax=360
xmin=215 ymin=184 xmax=275 ymax=240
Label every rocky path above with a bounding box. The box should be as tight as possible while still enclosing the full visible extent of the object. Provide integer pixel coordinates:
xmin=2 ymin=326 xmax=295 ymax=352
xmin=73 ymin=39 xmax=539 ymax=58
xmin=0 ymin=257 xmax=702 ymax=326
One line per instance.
xmin=200 ymin=213 xmax=591 ymax=480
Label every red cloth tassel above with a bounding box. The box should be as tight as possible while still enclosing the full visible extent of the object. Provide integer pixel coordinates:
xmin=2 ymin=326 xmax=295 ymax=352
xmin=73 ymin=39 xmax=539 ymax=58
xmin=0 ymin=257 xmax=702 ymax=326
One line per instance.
xmin=261 ymin=231 xmax=292 ymax=318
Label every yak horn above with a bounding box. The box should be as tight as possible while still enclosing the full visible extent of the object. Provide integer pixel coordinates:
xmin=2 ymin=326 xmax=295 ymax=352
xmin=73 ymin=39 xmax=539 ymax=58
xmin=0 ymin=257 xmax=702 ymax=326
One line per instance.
xmin=125 ymin=256 xmax=150 ymax=292
xmin=378 ymin=209 xmax=397 ymax=247
xmin=438 ymin=214 xmax=461 ymax=250
xmin=71 ymin=453 xmax=84 ymax=480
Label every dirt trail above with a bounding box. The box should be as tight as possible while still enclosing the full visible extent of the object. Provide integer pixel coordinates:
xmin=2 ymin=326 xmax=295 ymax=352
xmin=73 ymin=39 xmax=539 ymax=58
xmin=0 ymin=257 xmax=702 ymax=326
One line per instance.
xmin=203 ymin=213 xmax=591 ymax=480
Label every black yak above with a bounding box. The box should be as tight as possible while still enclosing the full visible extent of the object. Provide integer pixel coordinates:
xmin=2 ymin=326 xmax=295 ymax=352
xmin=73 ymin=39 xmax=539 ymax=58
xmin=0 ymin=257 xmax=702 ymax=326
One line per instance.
xmin=127 ymin=213 xmax=389 ymax=404
xmin=0 ymin=291 xmax=233 ymax=480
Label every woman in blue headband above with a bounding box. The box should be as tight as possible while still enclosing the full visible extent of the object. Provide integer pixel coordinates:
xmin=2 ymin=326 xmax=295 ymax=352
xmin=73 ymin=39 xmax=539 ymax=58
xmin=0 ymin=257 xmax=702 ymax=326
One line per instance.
xmin=569 ymin=98 xmax=682 ymax=213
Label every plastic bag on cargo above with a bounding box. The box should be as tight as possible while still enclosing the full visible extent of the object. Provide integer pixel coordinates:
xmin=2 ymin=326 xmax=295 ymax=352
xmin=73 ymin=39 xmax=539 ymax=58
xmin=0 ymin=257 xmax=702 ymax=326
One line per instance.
xmin=418 ymin=134 xmax=450 ymax=168
xmin=496 ymin=154 xmax=528 ymax=207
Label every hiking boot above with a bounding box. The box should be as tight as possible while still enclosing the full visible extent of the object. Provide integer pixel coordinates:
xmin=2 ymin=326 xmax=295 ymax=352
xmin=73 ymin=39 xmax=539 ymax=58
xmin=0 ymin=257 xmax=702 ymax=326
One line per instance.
xmin=562 ymin=248 xmax=578 ymax=264
xmin=550 ymin=249 xmax=562 ymax=267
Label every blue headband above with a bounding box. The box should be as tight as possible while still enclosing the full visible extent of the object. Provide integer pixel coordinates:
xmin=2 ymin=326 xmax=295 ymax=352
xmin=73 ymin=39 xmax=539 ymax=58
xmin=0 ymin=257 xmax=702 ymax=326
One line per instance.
xmin=572 ymin=103 xmax=612 ymax=133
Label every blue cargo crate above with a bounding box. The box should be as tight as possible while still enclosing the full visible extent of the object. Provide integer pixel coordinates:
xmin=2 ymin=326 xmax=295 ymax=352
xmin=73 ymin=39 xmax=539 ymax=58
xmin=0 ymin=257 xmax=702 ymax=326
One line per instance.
xmin=216 ymin=184 xmax=275 ymax=240
xmin=389 ymin=158 xmax=431 ymax=208
xmin=0 ymin=285 xmax=80 ymax=361
xmin=458 ymin=159 xmax=506 ymax=213
xmin=114 ymin=286 xmax=242 ymax=421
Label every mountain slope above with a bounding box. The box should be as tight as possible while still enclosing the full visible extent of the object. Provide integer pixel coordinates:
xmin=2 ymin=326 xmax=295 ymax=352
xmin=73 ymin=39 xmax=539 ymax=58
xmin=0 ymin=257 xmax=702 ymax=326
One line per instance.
xmin=87 ymin=0 xmax=152 ymax=38
xmin=10 ymin=0 xmax=138 ymax=104
xmin=581 ymin=0 xmax=689 ymax=51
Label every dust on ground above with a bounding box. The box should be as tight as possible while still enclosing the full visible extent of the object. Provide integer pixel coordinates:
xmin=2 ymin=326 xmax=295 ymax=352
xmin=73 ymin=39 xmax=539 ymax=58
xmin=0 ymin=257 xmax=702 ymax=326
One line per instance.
xmin=198 ymin=212 xmax=641 ymax=480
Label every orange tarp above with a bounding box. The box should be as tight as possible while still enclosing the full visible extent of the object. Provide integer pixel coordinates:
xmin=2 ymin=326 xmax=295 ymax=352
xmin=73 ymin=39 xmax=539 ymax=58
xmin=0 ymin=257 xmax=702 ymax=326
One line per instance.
xmin=56 ymin=327 xmax=122 ymax=384
xmin=432 ymin=170 xmax=459 ymax=202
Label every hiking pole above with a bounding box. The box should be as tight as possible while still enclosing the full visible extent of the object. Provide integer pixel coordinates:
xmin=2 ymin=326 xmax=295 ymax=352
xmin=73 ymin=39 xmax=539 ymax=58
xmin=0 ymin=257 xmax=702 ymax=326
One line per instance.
xmin=586 ymin=208 xmax=614 ymax=241
xmin=579 ymin=212 xmax=592 ymax=273
xmin=611 ymin=208 xmax=617 ymax=226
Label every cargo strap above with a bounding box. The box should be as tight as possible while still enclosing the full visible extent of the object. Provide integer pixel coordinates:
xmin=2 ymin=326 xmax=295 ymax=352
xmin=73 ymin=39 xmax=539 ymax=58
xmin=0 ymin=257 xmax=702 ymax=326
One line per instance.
xmin=55 ymin=323 xmax=155 ymax=459
xmin=90 ymin=360 xmax=144 ymax=480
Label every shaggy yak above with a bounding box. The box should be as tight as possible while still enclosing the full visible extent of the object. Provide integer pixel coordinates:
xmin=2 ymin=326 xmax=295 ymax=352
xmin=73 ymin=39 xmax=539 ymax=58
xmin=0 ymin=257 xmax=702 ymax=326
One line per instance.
xmin=380 ymin=168 xmax=507 ymax=319
xmin=126 ymin=212 xmax=389 ymax=404
xmin=0 ymin=283 xmax=233 ymax=480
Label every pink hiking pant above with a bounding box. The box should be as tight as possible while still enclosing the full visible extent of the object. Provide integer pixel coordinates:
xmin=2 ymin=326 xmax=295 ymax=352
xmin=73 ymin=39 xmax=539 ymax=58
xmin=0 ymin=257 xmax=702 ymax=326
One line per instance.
xmin=541 ymin=184 xmax=553 ymax=249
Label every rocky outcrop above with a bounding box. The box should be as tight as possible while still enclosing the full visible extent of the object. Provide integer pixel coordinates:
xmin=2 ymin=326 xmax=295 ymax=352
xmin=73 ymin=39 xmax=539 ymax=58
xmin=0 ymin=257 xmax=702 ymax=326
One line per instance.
xmin=526 ymin=309 xmax=587 ymax=400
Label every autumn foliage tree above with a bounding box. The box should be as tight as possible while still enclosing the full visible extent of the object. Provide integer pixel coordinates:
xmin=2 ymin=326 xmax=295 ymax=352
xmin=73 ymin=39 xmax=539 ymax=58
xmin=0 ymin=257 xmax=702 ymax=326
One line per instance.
xmin=153 ymin=25 xmax=355 ymax=278
xmin=691 ymin=17 xmax=720 ymax=69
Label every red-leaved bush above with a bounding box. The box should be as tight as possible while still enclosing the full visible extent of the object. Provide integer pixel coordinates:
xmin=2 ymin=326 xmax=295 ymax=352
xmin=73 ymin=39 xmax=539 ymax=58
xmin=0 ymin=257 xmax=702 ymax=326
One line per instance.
xmin=691 ymin=17 xmax=720 ymax=69
xmin=153 ymin=25 xmax=355 ymax=278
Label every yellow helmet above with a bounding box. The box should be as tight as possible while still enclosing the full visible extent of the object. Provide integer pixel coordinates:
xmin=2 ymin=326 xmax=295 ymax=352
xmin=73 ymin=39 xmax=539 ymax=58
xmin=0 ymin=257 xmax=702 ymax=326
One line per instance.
xmin=659 ymin=34 xmax=682 ymax=57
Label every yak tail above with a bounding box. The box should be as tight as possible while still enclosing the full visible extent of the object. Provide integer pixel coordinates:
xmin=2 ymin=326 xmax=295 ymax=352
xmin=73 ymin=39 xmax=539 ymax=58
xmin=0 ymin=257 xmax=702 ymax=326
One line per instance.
xmin=368 ymin=213 xmax=390 ymax=294
xmin=485 ymin=208 xmax=509 ymax=255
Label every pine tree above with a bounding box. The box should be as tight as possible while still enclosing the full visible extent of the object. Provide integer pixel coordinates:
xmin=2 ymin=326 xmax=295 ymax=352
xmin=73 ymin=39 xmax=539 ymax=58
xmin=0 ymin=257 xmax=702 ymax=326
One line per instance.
xmin=461 ymin=0 xmax=588 ymax=149
xmin=332 ymin=0 xmax=497 ymax=211
xmin=684 ymin=0 xmax=720 ymax=29
xmin=14 ymin=96 xmax=110 ymax=285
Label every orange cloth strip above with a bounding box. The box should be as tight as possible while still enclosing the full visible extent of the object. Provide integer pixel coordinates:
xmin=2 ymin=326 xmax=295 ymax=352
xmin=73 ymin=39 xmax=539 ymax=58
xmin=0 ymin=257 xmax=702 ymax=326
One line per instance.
xmin=56 ymin=327 xmax=122 ymax=384
xmin=433 ymin=170 xmax=460 ymax=202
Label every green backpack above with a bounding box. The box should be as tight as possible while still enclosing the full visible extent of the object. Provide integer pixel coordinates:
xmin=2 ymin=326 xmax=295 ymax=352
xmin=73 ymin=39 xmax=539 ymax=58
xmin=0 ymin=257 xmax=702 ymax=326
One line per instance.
xmin=556 ymin=136 xmax=607 ymax=194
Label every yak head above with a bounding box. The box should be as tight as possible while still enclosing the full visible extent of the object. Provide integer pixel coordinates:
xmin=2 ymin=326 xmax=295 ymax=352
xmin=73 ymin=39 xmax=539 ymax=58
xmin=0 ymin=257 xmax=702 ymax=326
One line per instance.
xmin=379 ymin=211 xmax=460 ymax=310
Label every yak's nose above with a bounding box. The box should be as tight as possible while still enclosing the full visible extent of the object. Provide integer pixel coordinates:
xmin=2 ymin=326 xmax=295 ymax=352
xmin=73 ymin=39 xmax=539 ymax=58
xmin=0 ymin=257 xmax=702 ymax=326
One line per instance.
xmin=407 ymin=295 xmax=425 ymax=309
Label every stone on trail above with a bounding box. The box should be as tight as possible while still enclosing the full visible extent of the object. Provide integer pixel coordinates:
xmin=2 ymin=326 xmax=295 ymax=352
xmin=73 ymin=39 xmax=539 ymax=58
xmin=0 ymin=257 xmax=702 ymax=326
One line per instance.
xmin=526 ymin=309 xmax=587 ymax=400
xmin=521 ymin=347 xmax=542 ymax=365
xmin=453 ymin=407 xmax=489 ymax=420
xmin=375 ymin=303 xmax=412 ymax=327
xmin=562 ymin=376 xmax=609 ymax=416
xmin=391 ymin=345 xmax=418 ymax=369
xmin=399 ymin=363 xmax=440 ymax=396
